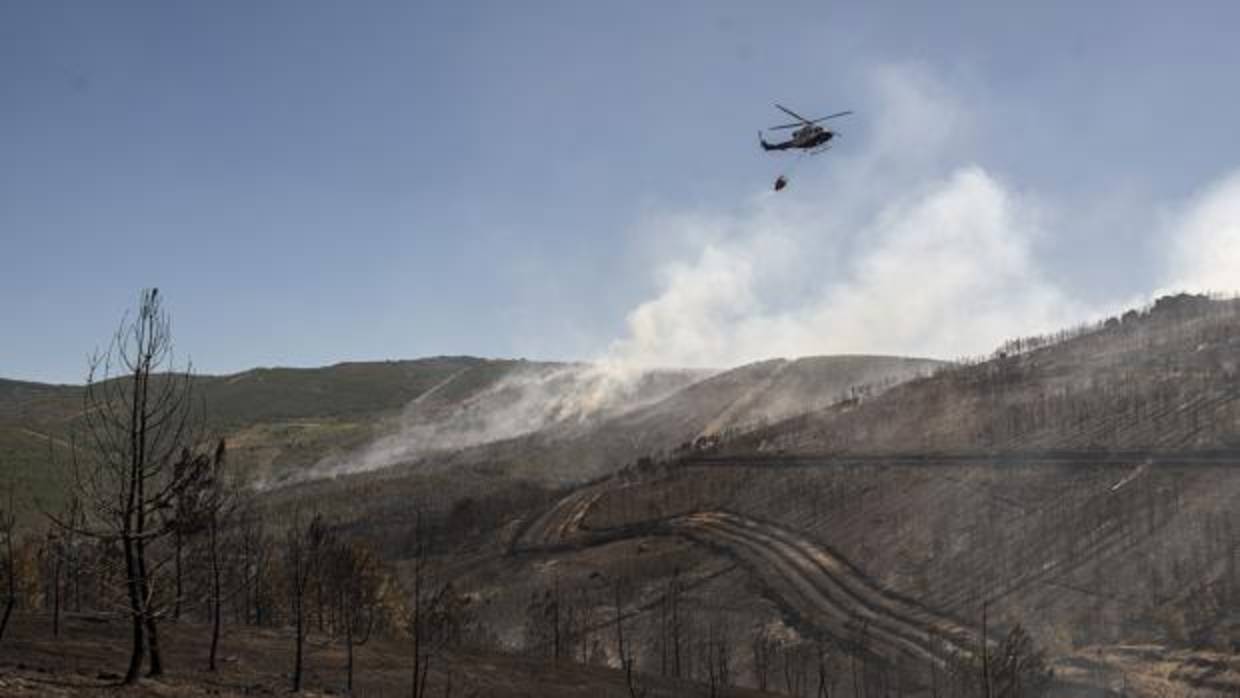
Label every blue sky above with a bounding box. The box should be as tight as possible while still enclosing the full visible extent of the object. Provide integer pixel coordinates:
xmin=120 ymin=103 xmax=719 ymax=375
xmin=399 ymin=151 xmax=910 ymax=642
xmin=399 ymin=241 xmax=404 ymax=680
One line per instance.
xmin=5 ymin=1 xmax=1240 ymax=383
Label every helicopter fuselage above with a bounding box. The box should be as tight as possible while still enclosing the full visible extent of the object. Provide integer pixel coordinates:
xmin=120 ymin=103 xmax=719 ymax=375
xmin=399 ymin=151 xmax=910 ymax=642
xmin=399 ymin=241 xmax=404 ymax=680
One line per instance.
xmin=761 ymin=127 xmax=834 ymax=151
xmin=792 ymin=127 xmax=833 ymax=148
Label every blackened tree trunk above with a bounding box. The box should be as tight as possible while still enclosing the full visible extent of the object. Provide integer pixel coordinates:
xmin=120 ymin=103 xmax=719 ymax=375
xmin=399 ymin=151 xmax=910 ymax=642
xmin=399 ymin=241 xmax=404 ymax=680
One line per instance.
xmin=326 ymin=538 xmax=380 ymax=695
xmin=294 ymin=599 xmax=305 ymax=692
xmin=346 ymin=619 xmax=355 ymax=693
xmin=209 ymin=522 xmax=223 ymax=671
xmin=286 ymin=511 xmax=329 ymax=693
xmin=122 ymin=529 xmax=145 ymax=682
xmin=51 ymin=537 xmax=62 ymax=637
xmin=173 ymin=530 xmax=183 ymax=621
xmin=411 ymin=510 xmax=424 ymax=698
xmin=409 ymin=511 xmax=441 ymax=698
xmin=0 ymin=488 xmax=16 ymax=643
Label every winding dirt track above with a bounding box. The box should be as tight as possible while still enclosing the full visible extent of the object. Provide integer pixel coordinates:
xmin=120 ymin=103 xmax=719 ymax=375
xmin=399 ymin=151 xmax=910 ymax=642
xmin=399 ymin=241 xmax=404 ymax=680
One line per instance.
xmin=514 ymin=484 xmax=980 ymax=667
xmin=519 ymin=486 xmax=604 ymax=550
xmin=676 ymin=511 xmax=977 ymax=664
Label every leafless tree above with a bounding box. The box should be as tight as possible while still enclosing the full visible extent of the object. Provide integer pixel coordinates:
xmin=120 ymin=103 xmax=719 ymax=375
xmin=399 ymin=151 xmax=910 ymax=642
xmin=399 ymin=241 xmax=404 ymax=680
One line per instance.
xmin=410 ymin=510 xmax=451 ymax=698
xmin=234 ymin=502 xmax=271 ymax=627
xmin=410 ymin=510 xmax=428 ymax=698
xmin=39 ymin=441 xmax=85 ymax=638
xmin=523 ymin=581 xmax=560 ymax=659
xmin=611 ymin=578 xmax=646 ymax=698
xmin=51 ymin=287 xmax=216 ymax=683
xmin=701 ymin=617 xmax=732 ymax=697
xmin=194 ymin=439 xmax=237 ymax=672
xmin=939 ymin=622 xmax=1049 ymax=698
xmin=170 ymin=449 xmax=207 ymax=622
xmin=284 ymin=509 xmax=331 ymax=693
xmin=982 ymin=601 xmax=993 ymax=698
xmin=328 ymin=538 xmax=383 ymax=693
xmin=0 ymin=484 xmax=16 ymax=642
xmin=814 ymin=639 xmax=840 ymax=698
xmin=992 ymin=625 xmax=1052 ymax=698
xmin=408 ymin=535 xmax=469 ymax=698
xmin=661 ymin=567 xmax=684 ymax=678
xmin=39 ymin=527 xmax=62 ymax=637
xmin=782 ymin=640 xmax=811 ymax=698
xmin=751 ymin=626 xmax=778 ymax=690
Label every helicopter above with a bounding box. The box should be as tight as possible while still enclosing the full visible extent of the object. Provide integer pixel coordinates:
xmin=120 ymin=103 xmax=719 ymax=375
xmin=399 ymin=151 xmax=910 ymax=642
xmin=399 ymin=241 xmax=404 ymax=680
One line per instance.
xmin=759 ymin=104 xmax=852 ymax=153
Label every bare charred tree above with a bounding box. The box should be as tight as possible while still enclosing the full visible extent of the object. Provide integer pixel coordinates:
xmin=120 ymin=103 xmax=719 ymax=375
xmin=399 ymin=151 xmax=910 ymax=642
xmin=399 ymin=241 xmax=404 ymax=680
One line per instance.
xmin=814 ymin=639 xmax=839 ymax=698
xmin=39 ymin=524 xmax=65 ymax=637
xmin=982 ymin=601 xmax=993 ymax=698
xmin=408 ymin=534 xmax=470 ymax=698
xmin=40 ymin=528 xmax=61 ymax=637
xmin=992 ymin=625 xmax=1052 ymax=698
xmin=196 ymin=439 xmax=236 ymax=672
xmin=569 ymin=586 xmax=597 ymax=664
xmin=662 ymin=567 xmax=684 ymax=679
xmin=782 ymin=641 xmax=810 ymax=698
xmin=410 ymin=511 xmax=427 ymax=698
xmin=285 ymin=510 xmax=331 ymax=693
xmin=170 ymin=449 xmax=206 ymax=622
xmin=52 ymin=288 xmax=219 ymax=683
xmin=611 ymin=578 xmax=646 ymax=698
xmin=523 ymin=580 xmax=560 ymax=659
xmin=39 ymin=442 xmax=85 ymax=638
xmin=328 ymin=538 xmax=383 ymax=693
xmin=0 ymin=484 xmax=16 ymax=643
xmin=410 ymin=510 xmax=449 ymax=698
xmin=59 ymin=495 xmax=82 ymax=628
xmin=939 ymin=623 xmax=1049 ymax=698
xmin=751 ymin=627 xmax=778 ymax=691
xmin=235 ymin=502 xmax=271 ymax=626
xmin=848 ymin=619 xmax=870 ymax=698
xmin=701 ymin=617 xmax=732 ymax=697
xmin=551 ymin=575 xmax=561 ymax=662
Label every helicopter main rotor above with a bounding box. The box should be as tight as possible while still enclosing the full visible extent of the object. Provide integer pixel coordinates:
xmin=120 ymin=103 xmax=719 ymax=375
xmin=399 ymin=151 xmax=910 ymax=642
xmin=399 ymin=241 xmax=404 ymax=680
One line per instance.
xmin=767 ymin=104 xmax=853 ymax=131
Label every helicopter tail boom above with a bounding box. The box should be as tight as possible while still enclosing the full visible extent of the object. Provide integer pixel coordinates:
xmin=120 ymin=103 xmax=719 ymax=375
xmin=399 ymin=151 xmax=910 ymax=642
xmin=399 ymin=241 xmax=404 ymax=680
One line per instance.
xmin=759 ymin=132 xmax=788 ymax=151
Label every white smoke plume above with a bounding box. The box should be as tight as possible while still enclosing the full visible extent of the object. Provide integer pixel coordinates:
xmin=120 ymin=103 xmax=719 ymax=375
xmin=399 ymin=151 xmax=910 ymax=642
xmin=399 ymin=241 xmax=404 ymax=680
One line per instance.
xmin=1163 ymin=170 xmax=1240 ymax=295
xmin=602 ymin=65 xmax=1095 ymax=371
xmin=604 ymin=167 xmax=1086 ymax=370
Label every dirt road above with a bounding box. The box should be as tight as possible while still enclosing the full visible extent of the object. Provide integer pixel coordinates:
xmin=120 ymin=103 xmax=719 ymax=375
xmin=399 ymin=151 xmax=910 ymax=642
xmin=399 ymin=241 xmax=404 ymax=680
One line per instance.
xmin=515 ymin=485 xmax=981 ymax=667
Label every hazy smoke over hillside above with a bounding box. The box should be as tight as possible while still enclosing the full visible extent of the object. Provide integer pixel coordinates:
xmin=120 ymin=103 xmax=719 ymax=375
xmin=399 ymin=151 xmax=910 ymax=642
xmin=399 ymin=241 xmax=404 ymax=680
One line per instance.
xmin=301 ymin=361 xmax=700 ymax=482
xmin=1165 ymin=172 xmax=1240 ymax=295
xmin=598 ymin=65 xmax=1240 ymax=372
xmin=301 ymin=65 xmax=1240 ymax=483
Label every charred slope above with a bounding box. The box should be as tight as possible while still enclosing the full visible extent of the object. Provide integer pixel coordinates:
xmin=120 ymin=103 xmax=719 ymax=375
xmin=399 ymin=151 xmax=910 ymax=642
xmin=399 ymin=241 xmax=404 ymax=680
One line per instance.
xmin=510 ymin=449 xmax=1240 ymax=695
xmin=733 ymin=295 xmax=1240 ymax=455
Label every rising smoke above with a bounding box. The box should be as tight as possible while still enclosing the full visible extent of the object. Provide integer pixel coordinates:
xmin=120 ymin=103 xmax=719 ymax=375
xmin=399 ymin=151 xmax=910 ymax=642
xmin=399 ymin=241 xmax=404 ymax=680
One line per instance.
xmin=298 ymin=361 xmax=705 ymax=483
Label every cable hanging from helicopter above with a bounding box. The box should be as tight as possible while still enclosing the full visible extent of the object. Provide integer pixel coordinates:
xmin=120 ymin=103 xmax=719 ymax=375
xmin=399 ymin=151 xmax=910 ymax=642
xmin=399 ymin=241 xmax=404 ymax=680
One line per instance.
xmin=759 ymin=104 xmax=852 ymax=192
